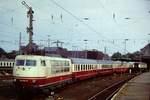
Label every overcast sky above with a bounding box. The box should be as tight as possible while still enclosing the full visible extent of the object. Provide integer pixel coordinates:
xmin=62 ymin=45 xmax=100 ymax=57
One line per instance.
xmin=0 ymin=0 xmax=150 ymax=55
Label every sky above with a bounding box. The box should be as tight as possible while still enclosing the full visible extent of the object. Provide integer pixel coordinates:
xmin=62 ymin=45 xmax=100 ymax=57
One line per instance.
xmin=0 ymin=0 xmax=150 ymax=55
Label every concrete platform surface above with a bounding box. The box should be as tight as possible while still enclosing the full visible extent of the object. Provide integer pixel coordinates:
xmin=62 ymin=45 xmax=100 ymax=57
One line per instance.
xmin=112 ymin=72 xmax=150 ymax=100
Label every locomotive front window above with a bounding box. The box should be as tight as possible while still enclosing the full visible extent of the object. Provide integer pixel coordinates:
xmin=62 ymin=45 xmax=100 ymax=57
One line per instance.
xmin=26 ymin=60 xmax=36 ymax=66
xmin=16 ymin=60 xmax=25 ymax=66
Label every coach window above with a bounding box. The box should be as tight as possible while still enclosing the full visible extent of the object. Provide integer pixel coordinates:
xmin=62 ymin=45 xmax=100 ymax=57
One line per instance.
xmin=81 ymin=65 xmax=83 ymax=70
xmin=77 ymin=65 xmax=79 ymax=71
xmin=41 ymin=60 xmax=46 ymax=66
xmin=77 ymin=65 xmax=80 ymax=71
xmin=75 ymin=65 xmax=77 ymax=71
xmin=80 ymin=65 xmax=82 ymax=70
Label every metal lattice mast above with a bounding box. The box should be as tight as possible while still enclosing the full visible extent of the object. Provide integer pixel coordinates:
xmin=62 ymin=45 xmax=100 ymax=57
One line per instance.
xmin=21 ymin=1 xmax=34 ymax=51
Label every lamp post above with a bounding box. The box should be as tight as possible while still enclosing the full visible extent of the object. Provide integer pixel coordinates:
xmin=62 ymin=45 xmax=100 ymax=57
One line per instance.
xmin=72 ymin=45 xmax=78 ymax=58
xmin=84 ymin=39 xmax=88 ymax=58
xmin=47 ymin=35 xmax=51 ymax=47
xmin=148 ymin=33 xmax=150 ymax=44
xmin=124 ymin=39 xmax=129 ymax=55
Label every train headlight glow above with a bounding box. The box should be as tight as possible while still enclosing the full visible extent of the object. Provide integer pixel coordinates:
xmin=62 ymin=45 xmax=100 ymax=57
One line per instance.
xmin=13 ymin=79 xmax=16 ymax=82
xmin=32 ymin=80 xmax=36 ymax=83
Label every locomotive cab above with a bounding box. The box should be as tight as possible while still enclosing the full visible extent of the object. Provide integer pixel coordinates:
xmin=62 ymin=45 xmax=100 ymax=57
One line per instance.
xmin=13 ymin=55 xmax=46 ymax=78
xmin=13 ymin=55 xmax=48 ymax=87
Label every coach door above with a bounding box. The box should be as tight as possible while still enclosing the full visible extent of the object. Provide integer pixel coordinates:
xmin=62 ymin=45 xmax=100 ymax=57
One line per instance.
xmin=46 ymin=60 xmax=51 ymax=76
xmin=39 ymin=60 xmax=47 ymax=77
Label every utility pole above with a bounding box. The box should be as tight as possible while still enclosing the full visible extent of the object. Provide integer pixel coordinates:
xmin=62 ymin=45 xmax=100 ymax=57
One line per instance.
xmin=19 ymin=32 xmax=22 ymax=55
xmin=84 ymin=39 xmax=88 ymax=59
xmin=103 ymin=46 xmax=107 ymax=60
xmin=47 ymin=35 xmax=51 ymax=47
xmin=148 ymin=33 xmax=150 ymax=44
xmin=21 ymin=1 xmax=34 ymax=52
xmin=72 ymin=45 xmax=77 ymax=58
xmin=53 ymin=40 xmax=64 ymax=47
xmin=124 ymin=39 xmax=129 ymax=55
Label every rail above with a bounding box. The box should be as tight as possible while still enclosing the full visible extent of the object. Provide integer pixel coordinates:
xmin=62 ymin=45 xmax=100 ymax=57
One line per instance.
xmin=88 ymin=77 xmax=132 ymax=100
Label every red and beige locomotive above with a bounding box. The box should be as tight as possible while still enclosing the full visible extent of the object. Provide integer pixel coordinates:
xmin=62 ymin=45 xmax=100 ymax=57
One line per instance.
xmin=13 ymin=55 xmax=146 ymax=88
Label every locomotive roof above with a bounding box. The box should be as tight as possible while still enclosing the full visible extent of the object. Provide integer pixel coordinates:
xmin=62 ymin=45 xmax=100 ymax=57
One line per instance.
xmin=70 ymin=58 xmax=121 ymax=64
xmin=16 ymin=55 xmax=70 ymax=61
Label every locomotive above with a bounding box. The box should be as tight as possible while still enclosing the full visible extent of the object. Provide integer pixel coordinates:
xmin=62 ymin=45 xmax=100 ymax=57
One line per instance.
xmin=13 ymin=55 xmax=147 ymax=88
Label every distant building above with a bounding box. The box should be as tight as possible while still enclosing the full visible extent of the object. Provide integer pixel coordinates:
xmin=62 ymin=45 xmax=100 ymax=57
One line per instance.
xmin=44 ymin=47 xmax=106 ymax=60
xmin=20 ymin=44 xmax=107 ymax=60
xmin=67 ymin=50 xmax=106 ymax=60
xmin=67 ymin=51 xmax=87 ymax=58
xmin=141 ymin=43 xmax=150 ymax=58
xmin=141 ymin=43 xmax=150 ymax=70
xmin=44 ymin=47 xmax=68 ymax=57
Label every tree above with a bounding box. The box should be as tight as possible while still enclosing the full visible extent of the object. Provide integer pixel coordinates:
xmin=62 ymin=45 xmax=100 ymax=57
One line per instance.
xmin=126 ymin=51 xmax=141 ymax=60
xmin=111 ymin=52 xmax=122 ymax=60
xmin=0 ymin=47 xmax=6 ymax=58
xmin=6 ymin=50 xmax=18 ymax=59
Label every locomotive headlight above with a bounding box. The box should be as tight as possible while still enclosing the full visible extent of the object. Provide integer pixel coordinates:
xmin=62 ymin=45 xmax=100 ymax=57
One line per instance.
xmin=32 ymin=80 xmax=36 ymax=83
xmin=13 ymin=79 xmax=16 ymax=82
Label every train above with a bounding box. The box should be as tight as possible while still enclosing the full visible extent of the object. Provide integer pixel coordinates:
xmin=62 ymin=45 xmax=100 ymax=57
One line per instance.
xmin=0 ymin=59 xmax=14 ymax=75
xmin=13 ymin=55 xmax=147 ymax=89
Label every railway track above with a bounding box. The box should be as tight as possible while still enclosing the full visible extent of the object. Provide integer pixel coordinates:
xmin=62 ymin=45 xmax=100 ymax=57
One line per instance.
xmin=88 ymin=77 xmax=133 ymax=100
xmin=0 ymin=74 xmax=136 ymax=100
xmin=41 ymin=74 xmax=135 ymax=100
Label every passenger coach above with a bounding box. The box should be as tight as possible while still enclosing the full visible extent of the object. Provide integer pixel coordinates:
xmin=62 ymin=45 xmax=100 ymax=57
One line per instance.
xmin=0 ymin=59 xmax=14 ymax=74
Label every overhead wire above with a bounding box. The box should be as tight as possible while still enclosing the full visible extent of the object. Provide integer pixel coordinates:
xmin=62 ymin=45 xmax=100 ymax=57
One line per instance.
xmin=49 ymin=0 xmax=108 ymax=40
xmin=96 ymin=0 xmax=138 ymax=53
xmin=48 ymin=0 xmax=134 ymax=54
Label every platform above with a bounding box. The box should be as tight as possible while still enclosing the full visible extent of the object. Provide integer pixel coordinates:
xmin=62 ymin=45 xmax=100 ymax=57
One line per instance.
xmin=112 ymin=72 xmax=150 ymax=100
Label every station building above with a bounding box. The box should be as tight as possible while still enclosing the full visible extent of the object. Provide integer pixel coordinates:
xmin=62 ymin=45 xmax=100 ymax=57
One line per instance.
xmin=141 ymin=43 xmax=150 ymax=70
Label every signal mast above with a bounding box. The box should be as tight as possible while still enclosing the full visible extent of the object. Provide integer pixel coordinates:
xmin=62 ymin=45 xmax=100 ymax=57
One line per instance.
xmin=21 ymin=1 xmax=34 ymax=53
